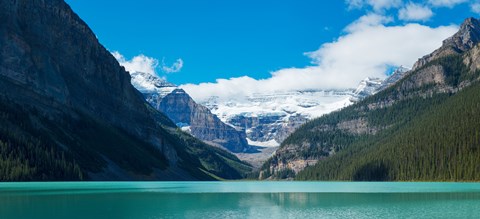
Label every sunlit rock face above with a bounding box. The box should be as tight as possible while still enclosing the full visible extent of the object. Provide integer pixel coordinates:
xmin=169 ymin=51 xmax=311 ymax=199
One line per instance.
xmin=130 ymin=72 xmax=251 ymax=152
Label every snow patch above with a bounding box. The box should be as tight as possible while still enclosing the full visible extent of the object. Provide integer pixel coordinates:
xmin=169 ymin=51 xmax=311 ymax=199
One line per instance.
xmin=181 ymin=126 xmax=191 ymax=132
xmin=247 ymin=138 xmax=280 ymax=147
xmin=130 ymin=71 xmax=177 ymax=98
xmin=203 ymin=89 xmax=355 ymax=123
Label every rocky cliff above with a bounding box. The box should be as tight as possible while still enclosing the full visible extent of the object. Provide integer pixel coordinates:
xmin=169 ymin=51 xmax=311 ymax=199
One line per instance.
xmin=0 ymin=0 xmax=250 ymax=181
xmin=130 ymin=72 xmax=251 ymax=153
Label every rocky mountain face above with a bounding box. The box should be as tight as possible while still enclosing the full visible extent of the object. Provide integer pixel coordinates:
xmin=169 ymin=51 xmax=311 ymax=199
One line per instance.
xmin=259 ymin=17 xmax=480 ymax=180
xmin=130 ymin=72 xmax=251 ymax=153
xmin=0 ymin=0 xmax=250 ymax=181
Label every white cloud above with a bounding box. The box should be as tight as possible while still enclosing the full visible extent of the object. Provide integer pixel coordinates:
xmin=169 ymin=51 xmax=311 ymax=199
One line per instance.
xmin=346 ymin=0 xmax=403 ymax=11
xmin=368 ymin=0 xmax=403 ymax=11
xmin=112 ymin=51 xmax=159 ymax=75
xmin=399 ymin=3 xmax=434 ymax=21
xmin=428 ymin=0 xmax=468 ymax=8
xmin=161 ymin=58 xmax=184 ymax=73
xmin=346 ymin=0 xmax=366 ymax=10
xmin=345 ymin=13 xmax=393 ymax=32
xmin=181 ymin=16 xmax=458 ymax=102
xmin=112 ymin=51 xmax=184 ymax=76
xmin=471 ymin=2 xmax=480 ymax=13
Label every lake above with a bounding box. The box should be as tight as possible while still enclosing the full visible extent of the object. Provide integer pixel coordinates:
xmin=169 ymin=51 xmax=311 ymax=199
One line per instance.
xmin=1 ymin=181 xmax=479 ymax=219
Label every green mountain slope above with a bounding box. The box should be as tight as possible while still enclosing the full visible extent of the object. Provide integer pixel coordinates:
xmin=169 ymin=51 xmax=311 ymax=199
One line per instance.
xmin=297 ymin=71 xmax=480 ymax=181
xmin=259 ymin=17 xmax=480 ymax=181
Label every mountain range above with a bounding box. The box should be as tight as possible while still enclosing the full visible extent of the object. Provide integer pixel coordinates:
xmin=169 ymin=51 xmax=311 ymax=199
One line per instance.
xmin=128 ymin=64 xmax=407 ymax=159
xmin=197 ymin=68 xmax=407 ymax=148
xmin=2 ymin=0 xmax=479 ymax=182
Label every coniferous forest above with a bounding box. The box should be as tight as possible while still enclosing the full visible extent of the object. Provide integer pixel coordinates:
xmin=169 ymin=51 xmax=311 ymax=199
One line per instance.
xmin=262 ymin=53 xmax=480 ymax=181
xmin=0 ymin=100 xmax=83 ymax=181
xmin=297 ymin=80 xmax=480 ymax=181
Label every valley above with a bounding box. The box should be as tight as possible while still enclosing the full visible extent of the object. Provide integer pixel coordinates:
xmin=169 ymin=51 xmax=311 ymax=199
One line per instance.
xmin=1 ymin=0 xmax=479 ymax=182
xmin=127 ymin=65 xmax=408 ymax=168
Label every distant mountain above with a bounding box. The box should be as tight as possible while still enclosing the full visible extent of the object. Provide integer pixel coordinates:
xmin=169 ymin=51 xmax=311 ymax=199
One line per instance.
xmin=198 ymin=69 xmax=406 ymax=148
xmin=351 ymin=67 xmax=409 ymax=102
xmin=130 ymin=72 xmax=251 ymax=153
xmin=130 ymin=70 xmax=402 ymax=153
xmin=0 ymin=0 xmax=250 ymax=181
xmin=201 ymin=89 xmax=353 ymax=147
xmin=259 ymin=17 xmax=480 ymax=181
xmin=353 ymin=77 xmax=383 ymax=98
xmin=379 ymin=66 xmax=410 ymax=90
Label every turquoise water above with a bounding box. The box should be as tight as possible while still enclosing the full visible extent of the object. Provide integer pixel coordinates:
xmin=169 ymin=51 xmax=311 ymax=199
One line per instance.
xmin=1 ymin=182 xmax=480 ymax=219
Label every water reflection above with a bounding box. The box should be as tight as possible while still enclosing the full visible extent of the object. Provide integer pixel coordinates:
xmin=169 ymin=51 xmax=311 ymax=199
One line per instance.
xmin=1 ymin=192 xmax=480 ymax=219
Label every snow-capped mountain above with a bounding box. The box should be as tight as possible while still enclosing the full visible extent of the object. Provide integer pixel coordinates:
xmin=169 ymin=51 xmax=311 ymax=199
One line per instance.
xmin=130 ymin=72 xmax=177 ymax=97
xmin=130 ymin=72 xmax=251 ymax=153
xmin=200 ymin=89 xmax=354 ymax=147
xmin=351 ymin=67 xmax=409 ymax=101
xmin=379 ymin=66 xmax=410 ymax=90
xmin=197 ymin=67 xmax=409 ymax=147
xmin=352 ymin=77 xmax=383 ymax=100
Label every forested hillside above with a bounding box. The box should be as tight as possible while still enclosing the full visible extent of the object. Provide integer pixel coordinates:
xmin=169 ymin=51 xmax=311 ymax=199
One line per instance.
xmin=297 ymin=70 xmax=480 ymax=181
xmin=259 ymin=17 xmax=480 ymax=181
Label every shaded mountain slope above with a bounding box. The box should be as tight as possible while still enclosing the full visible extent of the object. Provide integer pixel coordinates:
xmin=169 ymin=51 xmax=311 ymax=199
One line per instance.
xmin=0 ymin=0 xmax=250 ymax=181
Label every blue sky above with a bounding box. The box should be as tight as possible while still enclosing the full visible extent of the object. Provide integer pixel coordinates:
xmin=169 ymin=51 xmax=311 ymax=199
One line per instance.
xmin=65 ymin=0 xmax=479 ymax=100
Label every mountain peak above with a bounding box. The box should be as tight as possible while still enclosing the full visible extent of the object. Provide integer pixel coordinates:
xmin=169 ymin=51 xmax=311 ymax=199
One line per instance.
xmin=413 ymin=17 xmax=480 ymax=71
xmin=461 ymin=17 xmax=480 ymax=29
xmin=130 ymin=71 xmax=176 ymax=94
xmin=443 ymin=17 xmax=480 ymax=52
xmin=382 ymin=66 xmax=409 ymax=86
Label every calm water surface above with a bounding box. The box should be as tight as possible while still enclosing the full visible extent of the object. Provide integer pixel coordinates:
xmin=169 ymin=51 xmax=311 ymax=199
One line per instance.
xmin=1 ymin=181 xmax=479 ymax=219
